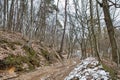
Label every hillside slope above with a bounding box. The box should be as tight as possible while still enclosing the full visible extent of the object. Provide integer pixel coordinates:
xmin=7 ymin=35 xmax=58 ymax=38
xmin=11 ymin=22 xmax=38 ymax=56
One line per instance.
xmin=0 ymin=31 xmax=60 ymax=79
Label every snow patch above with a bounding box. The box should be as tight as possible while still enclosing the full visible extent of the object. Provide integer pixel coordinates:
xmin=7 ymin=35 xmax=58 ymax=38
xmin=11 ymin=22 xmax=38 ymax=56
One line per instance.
xmin=64 ymin=57 xmax=111 ymax=80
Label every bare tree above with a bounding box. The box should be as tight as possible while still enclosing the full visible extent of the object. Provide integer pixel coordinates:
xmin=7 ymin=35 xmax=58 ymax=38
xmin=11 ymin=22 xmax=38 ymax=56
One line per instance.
xmin=103 ymin=0 xmax=118 ymax=63
xmin=89 ymin=0 xmax=101 ymax=61
xmin=0 ymin=0 xmax=2 ymax=28
xmin=7 ymin=0 xmax=14 ymax=31
xmin=97 ymin=0 xmax=118 ymax=63
xmin=96 ymin=1 xmax=101 ymax=53
xmin=3 ymin=0 xmax=6 ymax=30
xmin=51 ymin=0 xmax=60 ymax=47
xmin=59 ymin=0 xmax=67 ymax=58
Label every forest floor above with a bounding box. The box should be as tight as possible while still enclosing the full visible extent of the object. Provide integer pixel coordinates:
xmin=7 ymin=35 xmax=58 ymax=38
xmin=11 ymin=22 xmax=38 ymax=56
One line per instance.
xmin=6 ymin=57 xmax=118 ymax=80
xmin=11 ymin=57 xmax=81 ymax=80
xmin=1 ymin=56 xmax=120 ymax=80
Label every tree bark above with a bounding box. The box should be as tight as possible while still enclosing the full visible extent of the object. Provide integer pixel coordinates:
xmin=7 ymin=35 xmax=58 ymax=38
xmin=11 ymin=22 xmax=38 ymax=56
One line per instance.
xmin=102 ymin=0 xmax=118 ymax=63
xmin=90 ymin=0 xmax=101 ymax=62
xmin=3 ymin=0 xmax=6 ymax=30
xmin=59 ymin=0 xmax=67 ymax=58
xmin=7 ymin=0 xmax=14 ymax=31
xmin=96 ymin=1 xmax=101 ymax=53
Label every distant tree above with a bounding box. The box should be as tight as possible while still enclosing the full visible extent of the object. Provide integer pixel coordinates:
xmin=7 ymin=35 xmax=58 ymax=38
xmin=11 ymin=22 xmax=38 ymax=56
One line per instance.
xmin=7 ymin=0 xmax=14 ymax=31
xmin=0 ymin=0 xmax=2 ymax=28
xmin=59 ymin=0 xmax=67 ymax=58
xmin=89 ymin=0 xmax=101 ymax=61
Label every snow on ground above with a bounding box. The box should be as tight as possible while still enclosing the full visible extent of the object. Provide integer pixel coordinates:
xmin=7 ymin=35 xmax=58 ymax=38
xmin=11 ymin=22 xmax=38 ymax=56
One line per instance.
xmin=64 ymin=57 xmax=111 ymax=80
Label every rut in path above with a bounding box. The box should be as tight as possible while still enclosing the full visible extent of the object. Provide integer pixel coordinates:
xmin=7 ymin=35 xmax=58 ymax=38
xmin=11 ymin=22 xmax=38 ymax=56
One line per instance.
xmin=11 ymin=58 xmax=80 ymax=80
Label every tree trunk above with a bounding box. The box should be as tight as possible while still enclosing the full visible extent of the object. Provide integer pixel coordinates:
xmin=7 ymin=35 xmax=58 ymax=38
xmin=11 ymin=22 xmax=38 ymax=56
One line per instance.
xmin=7 ymin=0 xmax=14 ymax=31
xmin=102 ymin=0 xmax=118 ymax=63
xmin=59 ymin=0 xmax=67 ymax=58
xmin=90 ymin=0 xmax=101 ymax=62
xmin=29 ymin=0 xmax=33 ymax=39
xmin=96 ymin=1 xmax=101 ymax=53
xmin=52 ymin=0 xmax=59 ymax=47
xmin=3 ymin=0 xmax=6 ymax=30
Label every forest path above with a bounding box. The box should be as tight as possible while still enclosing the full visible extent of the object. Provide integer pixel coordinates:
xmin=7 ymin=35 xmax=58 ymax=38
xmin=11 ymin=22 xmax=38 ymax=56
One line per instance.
xmin=12 ymin=57 xmax=80 ymax=80
xmin=5 ymin=57 xmax=117 ymax=80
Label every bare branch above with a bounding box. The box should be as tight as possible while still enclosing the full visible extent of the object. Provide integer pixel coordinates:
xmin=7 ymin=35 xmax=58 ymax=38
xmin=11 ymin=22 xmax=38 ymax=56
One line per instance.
xmin=96 ymin=0 xmax=103 ymax=7
xmin=108 ymin=0 xmax=120 ymax=8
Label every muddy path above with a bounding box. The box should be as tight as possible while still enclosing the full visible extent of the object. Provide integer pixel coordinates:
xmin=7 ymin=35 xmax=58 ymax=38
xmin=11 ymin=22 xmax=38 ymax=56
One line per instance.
xmin=11 ymin=58 xmax=80 ymax=80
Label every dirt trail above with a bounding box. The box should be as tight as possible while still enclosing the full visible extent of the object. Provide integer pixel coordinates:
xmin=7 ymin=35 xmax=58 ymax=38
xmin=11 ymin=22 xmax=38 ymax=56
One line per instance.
xmin=12 ymin=58 xmax=80 ymax=80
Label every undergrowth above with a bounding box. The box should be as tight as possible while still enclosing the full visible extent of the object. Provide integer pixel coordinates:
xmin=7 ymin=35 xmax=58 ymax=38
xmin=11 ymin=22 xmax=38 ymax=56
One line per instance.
xmin=102 ymin=63 xmax=117 ymax=80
